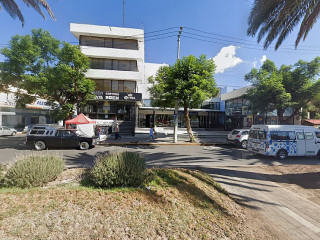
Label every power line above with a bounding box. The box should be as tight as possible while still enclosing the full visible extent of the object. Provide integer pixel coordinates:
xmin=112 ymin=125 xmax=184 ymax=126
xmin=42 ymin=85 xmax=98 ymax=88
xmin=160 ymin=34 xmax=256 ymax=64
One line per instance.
xmin=182 ymin=35 xmax=320 ymax=54
xmin=184 ymin=26 xmax=320 ymax=50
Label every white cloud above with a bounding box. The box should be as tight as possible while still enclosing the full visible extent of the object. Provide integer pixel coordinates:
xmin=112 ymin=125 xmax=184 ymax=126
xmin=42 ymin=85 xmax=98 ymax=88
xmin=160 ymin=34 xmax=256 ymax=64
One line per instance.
xmin=260 ymin=55 xmax=267 ymax=65
xmin=212 ymin=45 xmax=243 ymax=74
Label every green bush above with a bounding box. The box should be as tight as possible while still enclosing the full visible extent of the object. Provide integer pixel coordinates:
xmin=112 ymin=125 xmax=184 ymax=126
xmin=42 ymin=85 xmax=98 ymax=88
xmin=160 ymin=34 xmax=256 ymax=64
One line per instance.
xmin=91 ymin=151 xmax=146 ymax=188
xmin=2 ymin=153 xmax=65 ymax=188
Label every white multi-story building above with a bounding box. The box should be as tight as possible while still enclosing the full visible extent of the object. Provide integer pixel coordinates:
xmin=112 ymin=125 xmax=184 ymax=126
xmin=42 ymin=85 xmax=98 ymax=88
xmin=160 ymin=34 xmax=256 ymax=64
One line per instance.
xmin=70 ymin=23 xmax=146 ymax=132
xmin=70 ymin=23 xmax=229 ymax=131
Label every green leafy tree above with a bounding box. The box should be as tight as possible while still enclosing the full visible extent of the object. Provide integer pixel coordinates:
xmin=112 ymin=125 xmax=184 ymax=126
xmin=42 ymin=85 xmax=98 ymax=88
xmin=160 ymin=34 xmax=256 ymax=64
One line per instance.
xmin=0 ymin=29 xmax=95 ymax=120
xmin=248 ymin=0 xmax=320 ymax=50
xmin=149 ymin=54 xmax=218 ymax=142
xmin=245 ymin=58 xmax=320 ymax=123
xmin=0 ymin=0 xmax=55 ymax=25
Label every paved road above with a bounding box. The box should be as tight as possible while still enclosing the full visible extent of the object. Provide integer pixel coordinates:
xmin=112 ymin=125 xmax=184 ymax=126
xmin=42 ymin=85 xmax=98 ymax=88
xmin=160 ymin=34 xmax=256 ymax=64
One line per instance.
xmin=2 ymin=135 xmax=320 ymax=239
xmin=2 ymin=135 xmax=320 ymax=168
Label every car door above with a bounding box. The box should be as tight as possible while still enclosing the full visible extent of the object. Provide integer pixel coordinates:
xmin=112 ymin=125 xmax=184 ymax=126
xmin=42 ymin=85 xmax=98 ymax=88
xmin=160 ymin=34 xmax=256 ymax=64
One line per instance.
xmin=296 ymin=131 xmax=306 ymax=156
xmin=61 ymin=130 xmax=78 ymax=148
xmin=305 ymin=132 xmax=318 ymax=156
xmin=3 ymin=126 xmax=10 ymax=135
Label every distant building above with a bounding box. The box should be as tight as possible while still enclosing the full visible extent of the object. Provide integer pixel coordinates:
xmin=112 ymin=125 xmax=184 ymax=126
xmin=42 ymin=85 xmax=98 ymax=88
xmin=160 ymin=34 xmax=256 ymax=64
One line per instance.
xmin=221 ymin=86 xmax=301 ymax=130
xmin=0 ymin=89 xmax=54 ymax=129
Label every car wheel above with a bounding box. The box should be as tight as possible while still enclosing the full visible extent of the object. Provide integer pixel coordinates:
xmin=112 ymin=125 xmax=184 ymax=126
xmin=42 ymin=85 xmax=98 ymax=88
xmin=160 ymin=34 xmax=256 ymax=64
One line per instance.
xmin=277 ymin=149 xmax=287 ymax=160
xmin=241 ymin=140 xmax=248 ymax=149
xmin=11 ymin=131 xmax=16 ymax=136
xmin=34 ymin=141 xmax=46 ymax=151
xmin=79 ymin=141 xmax=89 ymax=150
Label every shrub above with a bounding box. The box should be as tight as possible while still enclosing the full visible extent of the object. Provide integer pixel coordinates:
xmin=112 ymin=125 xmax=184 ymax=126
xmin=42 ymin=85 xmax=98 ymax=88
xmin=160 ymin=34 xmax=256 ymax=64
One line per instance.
xmin=2 ymin=153 xmax=65 ymax=188
xmin=91 ymin=151 xmax=146 ymax=188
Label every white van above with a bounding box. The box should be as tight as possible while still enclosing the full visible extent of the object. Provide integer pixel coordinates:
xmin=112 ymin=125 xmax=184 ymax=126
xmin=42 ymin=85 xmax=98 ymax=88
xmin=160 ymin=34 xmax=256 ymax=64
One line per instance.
xmin=247 ymin=125 xmax=320 ymax=160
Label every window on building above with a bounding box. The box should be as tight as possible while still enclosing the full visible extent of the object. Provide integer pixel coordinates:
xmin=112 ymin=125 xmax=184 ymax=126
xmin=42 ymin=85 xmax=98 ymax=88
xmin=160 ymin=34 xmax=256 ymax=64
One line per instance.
xmin=104 ymin=59 xmax=112 ymax=70
xmin=94 ymin=80 xmax=136 ymax=93
xmin=80 ymin=36 xmax=138 ymax=50
xmin=95 ymin=80 xmax=104 ymax=91
xmin=119 ymin=60 xmax=131 ymax=71
xmin=80 ymin=36 xmax=104 ymax=47
xmin=89 ymin=58 xmax=138 ymax=72
xmin=112 ymin=80 xmax=119 ymax=92
xmin=113 ymin=39 xmax=138 ymax=50
xmin=124 ymin=81 xmax=136 ymax=92
xmin=118 ymin=81 xmax=124 ymax=92
xmin=90 ymin=58 xmax=104 ymax=69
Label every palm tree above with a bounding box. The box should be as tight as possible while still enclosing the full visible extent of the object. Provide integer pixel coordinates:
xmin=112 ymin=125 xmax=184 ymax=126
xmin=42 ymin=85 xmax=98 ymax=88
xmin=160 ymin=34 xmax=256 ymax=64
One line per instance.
xmin=248 ymin=0 xmax=320 ymax=50
xmin=0 ymin=0 xmax=55 ymax=25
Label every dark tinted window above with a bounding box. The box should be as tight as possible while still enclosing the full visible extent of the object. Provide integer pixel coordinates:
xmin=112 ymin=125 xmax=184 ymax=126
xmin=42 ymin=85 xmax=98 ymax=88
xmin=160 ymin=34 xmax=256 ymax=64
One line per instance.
xmin=62 ymin=131 xmax=75 ymax=136
xmin=29 ymin=130 xmax=38 ymax=134
xmin=271 ymin=131 xmax=295 ymax=140
xmin=56 ymin=131 xmax=63 ymax=137
xmin=231 ymin=130 xmax=240 ymax=135
xmin=315 ymin=132 xmax=320 ymax=138
xmin=249 ymin=130 xmax=266 ymax=139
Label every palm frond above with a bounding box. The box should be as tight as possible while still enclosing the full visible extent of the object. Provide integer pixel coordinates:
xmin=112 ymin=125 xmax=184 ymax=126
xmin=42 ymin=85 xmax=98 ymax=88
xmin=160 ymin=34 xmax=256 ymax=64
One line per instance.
xmin=248 ymin=0 xmax=320 ymax=50
xmin=0 ymin=0 xmax=55 ymax=25
xmin=296 ymin=1 xmax=320 ymax=47
xmin=0 ymin=0 xmax=24 ymax=23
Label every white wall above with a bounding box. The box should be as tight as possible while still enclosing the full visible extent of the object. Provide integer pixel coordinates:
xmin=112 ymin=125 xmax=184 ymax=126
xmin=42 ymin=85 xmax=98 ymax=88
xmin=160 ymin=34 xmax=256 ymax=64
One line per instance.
xmin=139 ymin=62 xmax=168 ymax=99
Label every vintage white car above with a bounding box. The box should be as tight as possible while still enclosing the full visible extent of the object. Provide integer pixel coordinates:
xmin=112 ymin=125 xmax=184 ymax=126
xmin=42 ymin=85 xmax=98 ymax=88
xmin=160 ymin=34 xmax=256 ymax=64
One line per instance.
xmin=0 ymin=126 xmax=17 ymax=136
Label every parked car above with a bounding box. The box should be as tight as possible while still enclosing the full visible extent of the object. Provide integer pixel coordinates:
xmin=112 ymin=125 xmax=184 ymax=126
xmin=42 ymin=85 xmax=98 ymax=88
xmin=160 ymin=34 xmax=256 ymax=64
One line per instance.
xmin=25 ymin=128 xmax=95 ymax=150
xmin=227 ymin=129 xmax=249 ymax=149
xmin=0 ymin=126 xmax=17 ymax=136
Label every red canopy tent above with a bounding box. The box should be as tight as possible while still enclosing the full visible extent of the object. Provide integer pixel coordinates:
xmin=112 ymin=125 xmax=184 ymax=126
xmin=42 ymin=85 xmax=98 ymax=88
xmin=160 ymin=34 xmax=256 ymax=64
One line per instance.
xmin=65 ymin=113 xmax=95 ymax=125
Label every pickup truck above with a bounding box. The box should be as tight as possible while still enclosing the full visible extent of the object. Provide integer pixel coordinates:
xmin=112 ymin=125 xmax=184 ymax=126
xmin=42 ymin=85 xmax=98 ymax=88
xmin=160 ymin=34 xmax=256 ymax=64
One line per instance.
xmin=26 ymin=129 xmax=95 ymax=150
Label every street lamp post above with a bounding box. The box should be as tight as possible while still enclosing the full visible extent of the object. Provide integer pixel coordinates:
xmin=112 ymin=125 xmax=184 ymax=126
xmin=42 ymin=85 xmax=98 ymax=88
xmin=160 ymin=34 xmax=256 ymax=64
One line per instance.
xmin=174 ymin=27 xmax=183 ymax=143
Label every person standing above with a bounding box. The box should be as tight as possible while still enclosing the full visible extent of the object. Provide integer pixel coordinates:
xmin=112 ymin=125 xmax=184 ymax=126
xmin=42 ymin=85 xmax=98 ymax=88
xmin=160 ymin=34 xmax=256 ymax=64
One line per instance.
xmin=115 ymin=123 xmax=121 ymax=140
xmin=148 ymin=126 xmax=155 ymax=141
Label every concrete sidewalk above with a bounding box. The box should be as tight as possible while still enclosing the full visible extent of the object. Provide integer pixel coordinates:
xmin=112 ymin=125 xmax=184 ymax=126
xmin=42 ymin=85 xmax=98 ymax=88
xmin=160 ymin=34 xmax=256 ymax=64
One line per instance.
xmin=97 ymin=127 xmax=229 ymax=145
xmin=212 ymin=166 xmax=320 ymax=240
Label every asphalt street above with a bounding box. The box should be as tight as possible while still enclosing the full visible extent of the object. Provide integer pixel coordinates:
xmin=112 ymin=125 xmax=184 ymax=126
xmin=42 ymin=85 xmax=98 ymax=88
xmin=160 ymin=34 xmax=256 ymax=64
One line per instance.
xmin=1 ymin=135 xmax=320 ymax=169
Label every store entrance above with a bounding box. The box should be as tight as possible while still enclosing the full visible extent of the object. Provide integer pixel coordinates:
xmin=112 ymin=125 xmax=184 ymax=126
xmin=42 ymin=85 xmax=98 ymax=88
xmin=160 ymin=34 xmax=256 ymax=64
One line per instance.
xmin=116 ymin=103 xmax=135 ymax=121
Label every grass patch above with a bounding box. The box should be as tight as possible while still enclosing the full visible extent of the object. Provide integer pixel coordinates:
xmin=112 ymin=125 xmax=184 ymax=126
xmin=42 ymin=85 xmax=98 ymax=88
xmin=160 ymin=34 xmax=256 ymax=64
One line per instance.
xmin=0 ymin=168 xmax=262 ymax=239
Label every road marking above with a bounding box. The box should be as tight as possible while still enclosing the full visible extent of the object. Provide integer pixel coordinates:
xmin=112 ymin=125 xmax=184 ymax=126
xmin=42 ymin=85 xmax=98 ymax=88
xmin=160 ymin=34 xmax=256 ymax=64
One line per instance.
xmin=277 ymin=206 xmax=320 ymax=234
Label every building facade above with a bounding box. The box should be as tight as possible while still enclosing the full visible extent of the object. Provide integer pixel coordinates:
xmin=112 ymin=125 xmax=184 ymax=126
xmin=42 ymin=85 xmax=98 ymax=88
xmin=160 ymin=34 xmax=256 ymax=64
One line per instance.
xmin=0 ymin=90 xmax=54 ymax=130
xmin=221 ymin=86 xmax=301 ymax=130
xmin=70 ymin=23 xmax=144 ymax=133
xmin=70 ymin=23 xmax=231 ymax=131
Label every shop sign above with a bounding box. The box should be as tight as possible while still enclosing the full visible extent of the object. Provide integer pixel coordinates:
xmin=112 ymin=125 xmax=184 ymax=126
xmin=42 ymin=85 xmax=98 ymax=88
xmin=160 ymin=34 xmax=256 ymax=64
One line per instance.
xmin=26 ymin=99 xmax=52 ymax=110
xmin=95 ymin=92 xmax=119 ymax=101
xmin=119 ymin=92 xmax=142 ymax=101
xmin=95 ymin=92 xmax=142 ymax=101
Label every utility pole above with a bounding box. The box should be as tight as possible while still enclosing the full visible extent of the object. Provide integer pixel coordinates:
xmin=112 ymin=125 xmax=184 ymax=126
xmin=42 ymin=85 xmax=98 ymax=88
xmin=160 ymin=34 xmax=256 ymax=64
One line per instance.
xmin=174 ymin=27 xmax=183 ymax=143
xmin=123 ymin=0 xmax=126 ymax=27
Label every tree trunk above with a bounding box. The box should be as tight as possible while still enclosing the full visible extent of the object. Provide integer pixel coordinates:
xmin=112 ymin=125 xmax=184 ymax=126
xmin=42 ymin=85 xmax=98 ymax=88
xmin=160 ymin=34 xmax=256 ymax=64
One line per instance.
xmin=183 ymin=102 xmax=195 ymax=142
xmin=277 ymin=108 xmax=285 ymax=124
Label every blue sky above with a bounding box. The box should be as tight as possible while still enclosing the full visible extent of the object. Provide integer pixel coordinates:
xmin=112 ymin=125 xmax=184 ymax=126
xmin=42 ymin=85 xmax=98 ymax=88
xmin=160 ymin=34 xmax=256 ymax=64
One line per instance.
xmin=1 ymin=0 xmax=320 ymax=88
